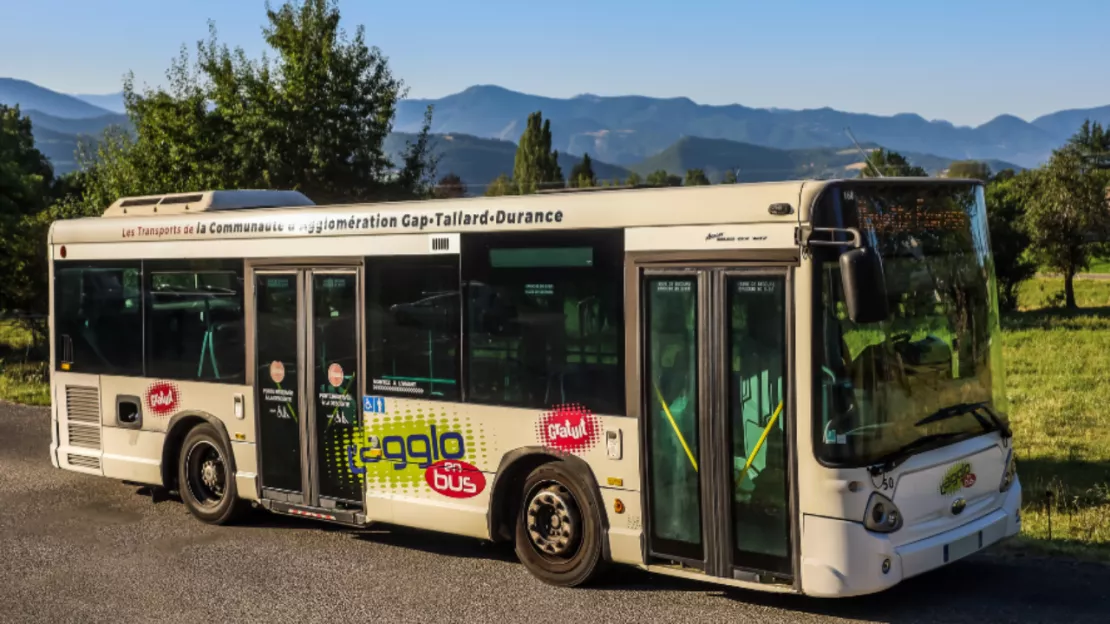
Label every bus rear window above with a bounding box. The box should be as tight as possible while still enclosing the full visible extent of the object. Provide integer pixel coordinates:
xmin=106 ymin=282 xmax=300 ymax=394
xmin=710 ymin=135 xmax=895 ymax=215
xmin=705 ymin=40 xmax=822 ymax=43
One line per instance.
xmin=54 ymin=261 xmax=144 ymax=376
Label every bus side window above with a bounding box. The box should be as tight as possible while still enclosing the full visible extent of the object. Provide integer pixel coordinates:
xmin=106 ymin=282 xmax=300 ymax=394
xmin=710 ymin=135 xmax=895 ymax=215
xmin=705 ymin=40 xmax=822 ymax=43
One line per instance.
xmin=461 ymin=230 xmax=625 ymax=415
xmin=365 ymin=255 xmax=461 ymax=401
xmin=143 ymin=259 xmax=245 ymax=384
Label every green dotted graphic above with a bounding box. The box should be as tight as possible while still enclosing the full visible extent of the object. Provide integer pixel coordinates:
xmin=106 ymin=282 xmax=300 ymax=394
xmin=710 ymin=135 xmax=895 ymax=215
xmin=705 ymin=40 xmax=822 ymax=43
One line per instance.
xmin=329 ymin=402 xmax=487 ymax=497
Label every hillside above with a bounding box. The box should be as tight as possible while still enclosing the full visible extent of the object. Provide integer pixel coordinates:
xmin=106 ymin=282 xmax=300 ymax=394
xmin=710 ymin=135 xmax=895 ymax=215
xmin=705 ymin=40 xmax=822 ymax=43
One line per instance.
xmin=394 ymin=85 xmax=1110 ymax=168
xmin=0 ymin=77 xmax=113 ymax=118
xmin=72 ymin=91 xmax=126 ymax=114
xmin=628 ymin=137 xmax=1023 ymax=183
xmin=25 ymin=109 xmax=129 ymax=136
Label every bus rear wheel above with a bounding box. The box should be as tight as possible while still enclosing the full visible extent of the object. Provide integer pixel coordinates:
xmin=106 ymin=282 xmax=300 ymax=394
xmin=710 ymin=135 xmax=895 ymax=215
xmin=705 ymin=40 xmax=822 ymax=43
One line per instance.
xmin=514 ymin=462 xmax=605 ymax=587
xmin=178 ymin=423 xmax=246 ymax=525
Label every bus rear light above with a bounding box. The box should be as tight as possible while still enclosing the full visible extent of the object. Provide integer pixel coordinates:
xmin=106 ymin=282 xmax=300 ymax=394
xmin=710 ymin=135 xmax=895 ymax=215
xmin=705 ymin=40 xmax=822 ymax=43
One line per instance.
xmin=864 ymin=492 xmax=903 ymax=533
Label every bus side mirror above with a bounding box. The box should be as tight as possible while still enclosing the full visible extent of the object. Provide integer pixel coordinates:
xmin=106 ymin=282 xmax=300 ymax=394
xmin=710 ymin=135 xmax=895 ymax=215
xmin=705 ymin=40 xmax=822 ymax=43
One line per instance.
xmin=839 ymin=247 xmax=889 ymax=324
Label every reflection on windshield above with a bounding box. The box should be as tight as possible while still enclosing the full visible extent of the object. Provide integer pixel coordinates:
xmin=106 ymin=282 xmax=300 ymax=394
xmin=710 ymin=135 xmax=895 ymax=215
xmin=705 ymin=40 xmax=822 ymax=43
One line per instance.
xmin=815 ymin=182 xmax=1010 ymax=466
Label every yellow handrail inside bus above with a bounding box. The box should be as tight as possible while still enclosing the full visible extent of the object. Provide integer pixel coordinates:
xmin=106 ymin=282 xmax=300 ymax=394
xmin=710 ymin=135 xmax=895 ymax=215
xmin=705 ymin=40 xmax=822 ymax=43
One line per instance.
xmin=652 ymin=380 xmax=698 ymax=472
xmin=738 ymin=401 xmax=784 ymax=485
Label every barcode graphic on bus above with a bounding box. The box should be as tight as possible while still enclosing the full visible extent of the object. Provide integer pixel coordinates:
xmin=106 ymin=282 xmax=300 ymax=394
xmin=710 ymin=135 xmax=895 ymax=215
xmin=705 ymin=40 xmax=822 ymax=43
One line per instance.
xmin=430 ymin=236 xmax=450 ymax=252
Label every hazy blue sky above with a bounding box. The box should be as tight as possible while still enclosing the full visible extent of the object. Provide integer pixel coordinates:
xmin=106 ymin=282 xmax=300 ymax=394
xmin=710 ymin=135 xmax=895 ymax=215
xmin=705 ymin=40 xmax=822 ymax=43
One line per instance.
xmin=2 ymin=0 xmax=1106 ymax=126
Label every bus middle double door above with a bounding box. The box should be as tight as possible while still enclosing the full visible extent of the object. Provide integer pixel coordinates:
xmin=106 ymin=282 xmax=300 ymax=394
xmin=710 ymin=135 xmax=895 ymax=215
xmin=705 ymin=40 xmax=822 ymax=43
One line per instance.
xmin=252 ymin=265 xmax=364 ymax=511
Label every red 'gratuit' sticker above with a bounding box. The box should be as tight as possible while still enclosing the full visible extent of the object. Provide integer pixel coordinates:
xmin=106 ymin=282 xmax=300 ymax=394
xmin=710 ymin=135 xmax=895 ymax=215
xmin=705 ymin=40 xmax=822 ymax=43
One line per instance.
xmin=536 ymin=404 xmax=602 ymax=454
xmin=145 ymin=381 xmax=181 ymax=416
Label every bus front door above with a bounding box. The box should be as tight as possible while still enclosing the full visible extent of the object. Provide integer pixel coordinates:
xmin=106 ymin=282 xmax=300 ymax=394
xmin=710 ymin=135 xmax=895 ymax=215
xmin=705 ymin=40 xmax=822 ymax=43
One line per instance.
xmin=253 ymin=267 xmax=364 ymax=512
xmin=640 ymin=267 xmax=794 ymax=584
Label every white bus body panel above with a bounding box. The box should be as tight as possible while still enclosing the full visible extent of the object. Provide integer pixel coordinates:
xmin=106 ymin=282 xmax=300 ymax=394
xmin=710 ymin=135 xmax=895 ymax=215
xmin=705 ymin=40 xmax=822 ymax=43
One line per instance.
xmin=52 ymin=372 xmax=259 ymax=499
xmin=356 ymin=397 xmax=643 ymax=563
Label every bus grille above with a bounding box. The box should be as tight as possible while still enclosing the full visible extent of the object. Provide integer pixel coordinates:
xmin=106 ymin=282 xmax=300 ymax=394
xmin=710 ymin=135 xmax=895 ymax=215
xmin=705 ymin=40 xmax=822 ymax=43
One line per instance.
xmin=65 ymin=384 xmax=102 ymax=453
xmin=67 ymin=454 xmax=101 ymax=470
xmin=65 ymin=385 xmax=100 ymax=423
xmin=67 ymin=424 xmax=101 ymax=449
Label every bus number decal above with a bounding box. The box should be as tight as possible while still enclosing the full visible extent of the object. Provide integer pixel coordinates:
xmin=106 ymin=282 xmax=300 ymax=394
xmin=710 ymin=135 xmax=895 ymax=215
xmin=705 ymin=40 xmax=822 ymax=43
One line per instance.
xmin=871 ymin=471 xmax=895 ymax=492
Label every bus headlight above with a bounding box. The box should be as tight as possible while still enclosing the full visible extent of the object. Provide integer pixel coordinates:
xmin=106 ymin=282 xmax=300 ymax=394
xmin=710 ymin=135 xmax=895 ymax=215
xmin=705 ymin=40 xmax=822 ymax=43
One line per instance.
xmin=999 ymin=451 xmax=1017 ymax=493
xmin=864 ymin=492 xmax=903 ymax=533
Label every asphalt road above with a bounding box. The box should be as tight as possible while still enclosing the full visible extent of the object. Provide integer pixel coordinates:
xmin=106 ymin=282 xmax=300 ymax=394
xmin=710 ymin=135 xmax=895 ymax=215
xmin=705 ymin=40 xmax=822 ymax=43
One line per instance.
xmin=3 ymin=402 xmax=1109 ymax=624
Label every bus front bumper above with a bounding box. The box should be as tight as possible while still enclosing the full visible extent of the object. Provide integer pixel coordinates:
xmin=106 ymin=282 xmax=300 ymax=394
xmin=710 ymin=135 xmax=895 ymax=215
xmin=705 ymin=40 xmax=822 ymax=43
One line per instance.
xmin=800 ymin=478 xmax=1022 ymax=598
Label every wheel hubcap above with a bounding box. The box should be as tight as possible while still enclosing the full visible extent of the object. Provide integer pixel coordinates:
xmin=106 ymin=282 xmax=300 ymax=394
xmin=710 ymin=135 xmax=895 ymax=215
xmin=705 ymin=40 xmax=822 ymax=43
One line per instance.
xmin=526 ymin=483 xmax=581 ymax=558
xmin=187 ymin=441 xmax=226 ymax=507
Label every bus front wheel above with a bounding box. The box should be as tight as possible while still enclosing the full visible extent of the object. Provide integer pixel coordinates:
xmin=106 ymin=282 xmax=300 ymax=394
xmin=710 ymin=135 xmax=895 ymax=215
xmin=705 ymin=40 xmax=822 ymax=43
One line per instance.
xmin=514 ymin=462 xmax=605 ymax=587
xmin=177 ymin=423 xmax=247 ymax=525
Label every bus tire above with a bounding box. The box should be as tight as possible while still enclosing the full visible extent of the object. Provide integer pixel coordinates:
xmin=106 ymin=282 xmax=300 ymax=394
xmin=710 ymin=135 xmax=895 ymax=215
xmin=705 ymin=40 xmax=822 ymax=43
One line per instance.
xmin=514 ymin=462 xmax=605 ymax=587
xmin=177 ymin=423 xmax=246 ymax=525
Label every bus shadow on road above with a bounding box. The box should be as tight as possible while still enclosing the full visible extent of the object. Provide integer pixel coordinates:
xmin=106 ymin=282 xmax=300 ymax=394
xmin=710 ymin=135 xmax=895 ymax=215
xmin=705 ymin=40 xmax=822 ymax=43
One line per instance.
xmin=127 ymin=485 xmax=1110 ymax=620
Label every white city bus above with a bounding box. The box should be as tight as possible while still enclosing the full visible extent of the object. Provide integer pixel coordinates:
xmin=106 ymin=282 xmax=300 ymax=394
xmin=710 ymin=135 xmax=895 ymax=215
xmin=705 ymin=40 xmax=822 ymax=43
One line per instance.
xmin=47 ymin=179 xmax=1021 ymax=597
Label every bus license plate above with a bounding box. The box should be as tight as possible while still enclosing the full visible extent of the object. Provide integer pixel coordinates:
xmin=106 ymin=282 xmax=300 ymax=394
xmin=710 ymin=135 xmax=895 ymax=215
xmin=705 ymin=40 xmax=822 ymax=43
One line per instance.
xmin=943 ymin=531 xmax=982 ymax=563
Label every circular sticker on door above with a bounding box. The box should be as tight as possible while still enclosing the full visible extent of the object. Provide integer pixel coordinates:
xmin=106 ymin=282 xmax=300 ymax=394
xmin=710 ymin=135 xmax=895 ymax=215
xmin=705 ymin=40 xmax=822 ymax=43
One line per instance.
xmin=270 ymin=360 xmax=285 ymax=384
xmin=327 ymin=363 xmax=344 ymax=387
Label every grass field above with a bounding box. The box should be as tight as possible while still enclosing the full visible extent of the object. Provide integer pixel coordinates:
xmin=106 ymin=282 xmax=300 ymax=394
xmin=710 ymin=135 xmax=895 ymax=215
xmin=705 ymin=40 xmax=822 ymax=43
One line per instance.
xmin=0 ymin=321 xmax=49 ymax=406
xmin=1002 ymin=278 xmax=1110 ymax=560
xmin=4 ymin=278 xmax=1110 ymax=561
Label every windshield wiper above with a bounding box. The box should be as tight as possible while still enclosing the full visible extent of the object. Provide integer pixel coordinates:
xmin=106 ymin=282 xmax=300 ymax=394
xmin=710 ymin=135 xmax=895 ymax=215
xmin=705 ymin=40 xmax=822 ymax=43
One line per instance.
xmin=915 ymin=401 xmax=987 ymax=429
xmin=867 ymin=431 xmax=967 ymax=473
xmin=914 ymin=401 xmax=1012 ymax=438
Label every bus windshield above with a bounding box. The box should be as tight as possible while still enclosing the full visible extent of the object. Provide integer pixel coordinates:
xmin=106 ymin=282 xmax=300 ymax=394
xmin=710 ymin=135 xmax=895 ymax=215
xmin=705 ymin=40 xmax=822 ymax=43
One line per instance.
xmin=814 ymin=181 xmax=1009 ymax=467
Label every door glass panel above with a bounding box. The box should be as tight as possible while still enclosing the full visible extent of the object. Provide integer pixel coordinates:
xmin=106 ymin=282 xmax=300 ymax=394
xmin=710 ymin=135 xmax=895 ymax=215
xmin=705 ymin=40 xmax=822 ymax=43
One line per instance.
xmin=256 ymin=273 xmax=302 ymax=493
xmin=312 ymin=272 xmax=361 ymax=502
xmin=728 ymin=276 xmax=790 ymax=572
xmin=644 ymin=276 xmax=702 ymax=559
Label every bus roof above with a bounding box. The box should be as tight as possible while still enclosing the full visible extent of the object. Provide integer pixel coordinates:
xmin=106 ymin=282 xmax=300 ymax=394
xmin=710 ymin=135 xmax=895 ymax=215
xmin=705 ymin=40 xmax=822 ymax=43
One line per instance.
xmin=52 ymin=180 xmax=832 ymax=246
xmin=50 ymin=177 xmax=976 ymax=247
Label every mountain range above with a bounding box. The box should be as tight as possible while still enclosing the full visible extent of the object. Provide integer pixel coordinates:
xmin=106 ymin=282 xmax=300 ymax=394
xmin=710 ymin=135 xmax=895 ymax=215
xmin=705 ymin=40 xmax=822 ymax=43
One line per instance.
xmin=391 ymin=86 xmax=1109 ymax=170
xmin=7 ymin=77 xmax=1107 ymax=193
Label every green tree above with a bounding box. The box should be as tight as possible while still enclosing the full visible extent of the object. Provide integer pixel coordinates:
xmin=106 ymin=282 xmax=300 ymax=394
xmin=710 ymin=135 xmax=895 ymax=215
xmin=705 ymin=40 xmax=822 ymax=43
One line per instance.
xmin=860 ymin=148 xmax=928 ymax=178
xmin=513 ymin=111 xmax=563 ymax=193
xmin=625 ymin=171 xmax=643 ymax=186
xmin=984 ymin=172 xmax=1037 ymax=312
xmin=1068 ymin=120 xmax=1110 ymax=169
xmin=568 ymin=153 xmax=596 ymax=188
xmin=485 ymin=173 xmax=515 ymax=197
xmin=685 ymin=168 xmax=710 ymax=186
xmin=947 ymin=160 xmax=992 ymax=181
xmin=433 ymin=173 xmax=467 ymax=199
xmin=722 ymin=169 xmax=738 ymax=184
xmin=64 ymin=0 xmax=436 ymax=213
xmin=1022 ymin=144 xmax=1110 ymax=308
xmin=0 ymin=105 xmax=80 ymax=352
xmin=0 ymin=105 xmax=55 ymax=318
xmin=646 ymin=169 xmax=682 ymax=187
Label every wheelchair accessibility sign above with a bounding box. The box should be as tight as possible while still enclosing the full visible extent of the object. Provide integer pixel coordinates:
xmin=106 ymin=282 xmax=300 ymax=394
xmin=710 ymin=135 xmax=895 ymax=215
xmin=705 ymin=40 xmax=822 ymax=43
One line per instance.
xmin=363 ymin=395 xmax=387 ymax=414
